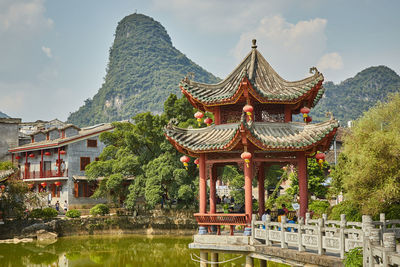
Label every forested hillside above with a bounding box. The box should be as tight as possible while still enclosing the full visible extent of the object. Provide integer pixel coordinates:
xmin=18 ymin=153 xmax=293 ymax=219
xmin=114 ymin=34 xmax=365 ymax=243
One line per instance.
xmin=67 ymin=13 xmax=218 ymax=127
xmin=312 ymin=66 xmax=400 ymax=124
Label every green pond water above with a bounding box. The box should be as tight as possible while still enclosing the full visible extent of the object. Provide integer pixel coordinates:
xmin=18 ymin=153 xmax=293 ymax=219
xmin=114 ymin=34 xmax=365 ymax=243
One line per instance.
xmin=0 ymin=235 xmax=287 ymax=267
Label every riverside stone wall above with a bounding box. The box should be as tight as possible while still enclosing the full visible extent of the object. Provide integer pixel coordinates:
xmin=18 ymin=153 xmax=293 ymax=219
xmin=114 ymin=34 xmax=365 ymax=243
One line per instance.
xmin=0 ymin=210 xmax=197 ymax=239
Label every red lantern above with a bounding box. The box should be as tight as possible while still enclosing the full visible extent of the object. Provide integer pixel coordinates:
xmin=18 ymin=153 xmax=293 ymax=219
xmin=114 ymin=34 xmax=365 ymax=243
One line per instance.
xmin=28 ymin=183 xmax=34 ymax=189
xmin=194 ymin=158 xmax=199 ymax=168
xmin=194 ymin=112 xmax=204 ymax=126
xmin=59 ymin=150 xmax=66 ymax=155
xmin=28 ymin=153 xmax=35 ymax=158
xmin=204 ymin=117 xmax=213 ymax=126
xmin=54 ymin=181 xmax=61 ymax=187
xmin=0 ymin=185 xmax=5 ymax=191
xmin=180 ymin=155 xmax=190 ymax=170
xmin=243 ymin=105 xmax=254 ymax=121
xmin=44 ymin=151 xmax=51 ymax=156
xmin=315 ymin=152 xmax=325 ymax=167
xmin=305 ymin=116 xmax=312 ymax=123
xmin=300 ymin=107 xmax=310 ymax=122
xmin=41 ymin=182 xmax=47 ymax=188
xmin=241 ymin=152 xmax=252 ymax=168
xmin=15 ymin=155 xmax=21 ymax=160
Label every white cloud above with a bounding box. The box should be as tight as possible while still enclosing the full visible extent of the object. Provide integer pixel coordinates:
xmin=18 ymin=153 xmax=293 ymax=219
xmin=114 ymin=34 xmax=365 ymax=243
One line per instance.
xmin=233 ymin=15 xmax=327 ymax=80
xmin=151 ymin=0 xmax=289 ymax=33
xmin=41 ymin=46 xmax=52 ymax=58
xmin=0 ymin=0 xmax=53 ymax=34
xmin=317 ymin=52 xmax=343 ymax=71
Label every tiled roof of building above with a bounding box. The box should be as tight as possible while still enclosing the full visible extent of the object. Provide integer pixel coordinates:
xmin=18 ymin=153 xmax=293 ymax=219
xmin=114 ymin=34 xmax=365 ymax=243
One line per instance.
xmin=0 ymin=169 xmax=14 ymax=182
xmin=9 ymin=123 xmax=113 ymax=152
xmin=180 ymin=40 xmax=324 ymax=106
xmin=165 ymin=119 xmax=338 ymax=153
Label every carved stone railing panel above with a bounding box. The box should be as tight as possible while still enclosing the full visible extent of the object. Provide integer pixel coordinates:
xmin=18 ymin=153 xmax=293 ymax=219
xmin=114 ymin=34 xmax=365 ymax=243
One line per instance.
xmin=323 ymin=236 xmax=340 ymax=251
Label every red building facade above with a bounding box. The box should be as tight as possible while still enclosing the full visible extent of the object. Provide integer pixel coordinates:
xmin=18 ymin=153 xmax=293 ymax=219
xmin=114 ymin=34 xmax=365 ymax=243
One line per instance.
xmin=165 ymin=40 xmax=338 ymax=231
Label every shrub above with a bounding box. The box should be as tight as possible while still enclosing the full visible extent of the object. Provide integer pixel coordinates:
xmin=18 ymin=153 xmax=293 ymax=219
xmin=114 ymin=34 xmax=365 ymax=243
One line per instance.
xmin=309 ymin=200 xmax=330 ymax=218
xmin=66 ymin=209 xmax=81 ymax=218
xmin=29 ymin=208 xmax=57 ymax=219
xmin=41 ymin=207 xmax=58 ymax=219
xmin=344 ymin=247 xmax=363 ymax=267
xmin=329 ymin=201 xmax=362 ymax=221
xmin=29 ymin=208 xmax=44 ymax=219
xmin=383 ymin=204 xmax=400 ymax=220
xmin=90 ymin=204 xmax=109 ymax=216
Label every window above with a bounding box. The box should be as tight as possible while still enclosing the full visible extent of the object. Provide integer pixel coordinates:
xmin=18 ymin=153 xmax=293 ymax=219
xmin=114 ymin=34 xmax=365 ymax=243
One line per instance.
xmin=80 ymin=157 xmax=90 ymax=171
xmin=87 ymin=139 xmax=97 ymax=148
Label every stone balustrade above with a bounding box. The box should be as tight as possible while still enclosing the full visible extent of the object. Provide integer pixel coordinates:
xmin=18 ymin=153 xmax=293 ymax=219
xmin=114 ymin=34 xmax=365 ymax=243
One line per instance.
xmin=251 ymin=213 xmax=400 ymax=266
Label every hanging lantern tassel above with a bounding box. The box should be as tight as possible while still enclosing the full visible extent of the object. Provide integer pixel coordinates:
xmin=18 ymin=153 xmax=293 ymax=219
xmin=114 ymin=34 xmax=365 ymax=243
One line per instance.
xmin=194 ymin=112 xmax=204 ymax=126
xmin=300 ymin=107 xmax=310 ymax=123
xmin=243 ymin=105 xmax=254 ymax=121
xmin=315 ymin=152 xmax=326 ymax=168
xmin=241 ymin=152 xmax=252 ymax=168
xmin=194 ymin=158 xmax=199 ymax=168
xmin=180 ymin=155 xmax=190 ymax=170
xmin=204 ymin=117 xmax=213 ymax=126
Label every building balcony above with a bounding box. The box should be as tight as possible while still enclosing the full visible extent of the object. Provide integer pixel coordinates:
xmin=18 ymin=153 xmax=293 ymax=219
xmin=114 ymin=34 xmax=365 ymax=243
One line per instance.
xmin=22 ymin=169 xmax=68 ymax=179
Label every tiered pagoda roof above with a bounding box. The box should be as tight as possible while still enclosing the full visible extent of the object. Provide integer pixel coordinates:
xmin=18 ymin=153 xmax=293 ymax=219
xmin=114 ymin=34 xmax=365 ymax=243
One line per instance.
xmin=166 ymin=40 xmax=338 ymax=156
xmin=165 ymin=119 xmax=338 ymax=156
xmin=180 ymin=40 xmax=324 ymax=110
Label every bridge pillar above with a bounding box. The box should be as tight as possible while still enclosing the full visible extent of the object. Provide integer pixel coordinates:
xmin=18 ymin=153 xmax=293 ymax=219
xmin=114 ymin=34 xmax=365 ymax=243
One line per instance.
xmin=210 ymin=252 xmax=218 ymax=267
xmin=245 ymin=256 xmax=254 ymax=267
xmin=297 ymin=151 xmax=308 ymax=219
xmin=200 ymin=251 xmax=208 ymax=267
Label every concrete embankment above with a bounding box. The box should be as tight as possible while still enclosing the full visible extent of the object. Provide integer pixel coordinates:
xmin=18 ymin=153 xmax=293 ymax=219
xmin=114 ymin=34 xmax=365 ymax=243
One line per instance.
xmin=0 ymin=210 xmax=197 ymax=240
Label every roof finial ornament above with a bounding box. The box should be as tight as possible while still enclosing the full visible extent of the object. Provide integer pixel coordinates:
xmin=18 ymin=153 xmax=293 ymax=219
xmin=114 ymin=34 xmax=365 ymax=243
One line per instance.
xmin=252 ymin=39 xmax=257 ymax=49
xmin=184 ymin=72 xmax=195 ymax=83
xmin=309 ymin=67 xmax=319 ymax=75
xmin=325 ymin=111 xmax=334 ymax=120
xmin=166 ymin=118 xmax=178 ymax=130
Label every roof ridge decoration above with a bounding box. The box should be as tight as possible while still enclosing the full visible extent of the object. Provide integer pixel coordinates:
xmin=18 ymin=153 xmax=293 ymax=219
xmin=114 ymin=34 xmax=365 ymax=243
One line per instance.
xmin=164 ymin=118 xmax=339 ymax=155
xmin=179 ymin=40 xmax=324 ymax=108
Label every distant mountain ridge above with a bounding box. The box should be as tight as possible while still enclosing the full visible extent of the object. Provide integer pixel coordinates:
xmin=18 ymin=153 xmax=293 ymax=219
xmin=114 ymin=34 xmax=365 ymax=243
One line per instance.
xmin=0 ymin=111 xmax=9 ymax=118
xmin=312 ymin=66 xmax=400 ymax=124
xmin=67 ymin=13 xmax=218 ymax=127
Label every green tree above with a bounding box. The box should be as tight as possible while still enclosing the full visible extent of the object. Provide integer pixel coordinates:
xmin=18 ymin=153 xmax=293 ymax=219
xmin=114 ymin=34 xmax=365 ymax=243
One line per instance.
xmin=285 ymin=159 xmax=329 ymax=199
xmin=333 ymin=93 xmax=400 ymax=217
xmin=85 ymin=94 xmax=200 ymax=210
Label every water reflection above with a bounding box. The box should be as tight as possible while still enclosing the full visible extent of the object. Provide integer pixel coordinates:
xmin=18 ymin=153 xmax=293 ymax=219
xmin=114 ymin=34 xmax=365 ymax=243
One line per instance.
xmin=0 ymin=235 xmax=287 ymax=266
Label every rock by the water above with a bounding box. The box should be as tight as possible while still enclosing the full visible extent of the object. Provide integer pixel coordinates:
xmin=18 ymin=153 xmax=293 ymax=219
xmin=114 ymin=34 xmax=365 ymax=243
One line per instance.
xmin=36 ymin=229 xmax=57 ymax=241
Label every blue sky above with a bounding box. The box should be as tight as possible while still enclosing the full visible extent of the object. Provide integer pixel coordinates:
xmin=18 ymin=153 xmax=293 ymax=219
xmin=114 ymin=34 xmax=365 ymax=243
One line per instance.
xmin=1 ymin=0 xmax=399 ymax=121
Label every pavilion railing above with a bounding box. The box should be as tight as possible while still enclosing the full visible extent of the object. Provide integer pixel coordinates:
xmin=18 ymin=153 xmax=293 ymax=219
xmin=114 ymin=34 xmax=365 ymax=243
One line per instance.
xmin=194 ymin=213 xmax=249 ymax=235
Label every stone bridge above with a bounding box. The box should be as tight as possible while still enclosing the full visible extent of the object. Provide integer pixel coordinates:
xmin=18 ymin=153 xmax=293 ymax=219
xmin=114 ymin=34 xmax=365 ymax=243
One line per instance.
xmin=189 ymin=213 xmax=400 ymax=267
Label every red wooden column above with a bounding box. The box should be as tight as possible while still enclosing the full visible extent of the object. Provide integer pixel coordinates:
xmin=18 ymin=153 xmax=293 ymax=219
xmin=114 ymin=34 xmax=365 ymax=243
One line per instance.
xmin=40 ymin=150 xmax=43 ymax=178
xmin=209 ymin=165 xmax=217 ymax=214
xmin=244 ymin=157 xmax=253 ymax=222
xmin=257 ymin=164 xmax=265 ymax=217
xmin=57 ymin=148 xmax=61 ymax=177
xmin=199 ymin=153 xmax=207 ymax=214
xmin=297 ymin=151 xmax=308 ymax=218
xmin=24 ymin=152 xmax=28 ymax=179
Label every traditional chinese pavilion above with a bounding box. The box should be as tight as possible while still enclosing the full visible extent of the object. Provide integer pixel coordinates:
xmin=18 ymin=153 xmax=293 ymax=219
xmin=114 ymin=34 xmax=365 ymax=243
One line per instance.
xmin=165 ymin=40 xmax=338 ymax=231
